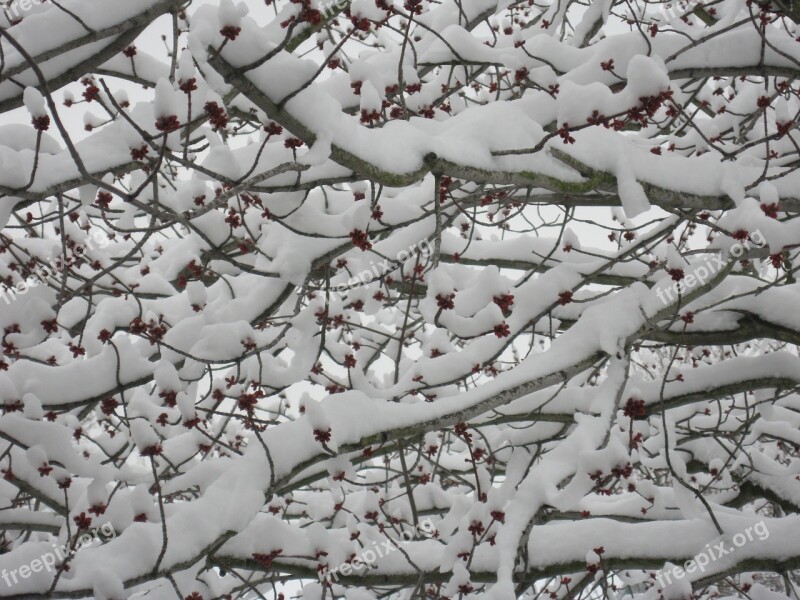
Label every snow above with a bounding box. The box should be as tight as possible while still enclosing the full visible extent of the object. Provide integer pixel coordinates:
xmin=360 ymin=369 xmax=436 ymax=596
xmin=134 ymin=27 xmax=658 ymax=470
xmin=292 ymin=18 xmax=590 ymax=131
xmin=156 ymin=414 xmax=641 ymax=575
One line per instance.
xmin=153 ymin=78 xmax=177 ymax=119
xmin=0 ymin=0 xmax=797 ymax=598
xmin=22 ymin=87 xmax=46 ymax=117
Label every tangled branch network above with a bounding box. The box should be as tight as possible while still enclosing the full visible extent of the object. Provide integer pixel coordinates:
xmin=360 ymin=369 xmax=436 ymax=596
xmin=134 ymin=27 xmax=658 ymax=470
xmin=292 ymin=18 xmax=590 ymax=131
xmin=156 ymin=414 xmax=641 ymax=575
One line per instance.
xmin=0 ymin=0 xmax=799 ymax=598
